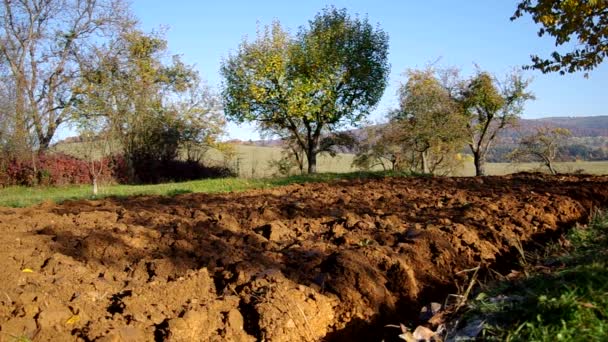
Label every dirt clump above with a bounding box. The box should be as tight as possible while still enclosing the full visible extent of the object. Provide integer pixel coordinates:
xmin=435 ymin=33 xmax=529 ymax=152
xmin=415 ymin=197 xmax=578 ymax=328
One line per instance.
xmin=0 ymin=173 xmax=607 ymax=341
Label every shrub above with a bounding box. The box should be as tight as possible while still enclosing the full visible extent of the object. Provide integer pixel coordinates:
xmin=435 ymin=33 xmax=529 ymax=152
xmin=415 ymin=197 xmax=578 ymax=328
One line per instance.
xmin=133 ymin=159 xmax=235 ymax=184
xmin=1 ymin=153 xmax=121 ymax=187
xmin=0 ymin=152 xmax=234 ymax=187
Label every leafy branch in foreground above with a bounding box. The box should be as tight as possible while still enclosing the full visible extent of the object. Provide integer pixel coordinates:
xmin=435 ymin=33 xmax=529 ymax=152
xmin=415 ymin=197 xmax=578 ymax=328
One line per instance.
xmin=512 ymin=0 xmax=608 ymax=76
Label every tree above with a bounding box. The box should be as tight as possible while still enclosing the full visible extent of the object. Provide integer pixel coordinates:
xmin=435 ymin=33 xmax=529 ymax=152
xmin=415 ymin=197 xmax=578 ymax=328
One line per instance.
xmin=391 ymin=68 xmax=468 ymax=174
xmin=0 ymin=0 xmax=127 ymax=150
xmin=71 ymin=116 xmax=114 ymax=195
xmin=512 ymin=0 xmax=608 ymax=76
xmin=509 ymin=127 xmax=572 ymax=174
xmin=75 ymin=28 xmax=225 ymax=183
xmin=460 ymin=70 xmax=535 ymax=176
xmin=221 ymin=7 xmax=389 ymax=173
xmin=0 ymin=63 xmax=13 ymax=155
xmin=353 ymin=124 xmax=407 ymax=171
xmin=266 ymin=122 xmax=357 ymax=176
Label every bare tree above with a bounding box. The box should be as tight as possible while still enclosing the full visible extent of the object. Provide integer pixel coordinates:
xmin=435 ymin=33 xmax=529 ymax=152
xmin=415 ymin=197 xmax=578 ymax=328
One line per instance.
xmin=509 ymin=127 xmax=572 ymax=175
xmin=353 ymin=124 xmax=406 ymax=172
xmin=0 ymin=0 xmax=128 ymax=150
xmin=72 ymin=121 xmax=114 ymax=195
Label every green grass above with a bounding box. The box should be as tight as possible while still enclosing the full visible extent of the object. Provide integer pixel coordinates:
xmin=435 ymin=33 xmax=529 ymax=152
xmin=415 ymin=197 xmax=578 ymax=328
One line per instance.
xmin=465 ymin=210 xmax=608 ymax=341
xmin=0 ymin=170 xmax=407 ymax=208
xmin=0 ymin=178 xmax=259 ymax=207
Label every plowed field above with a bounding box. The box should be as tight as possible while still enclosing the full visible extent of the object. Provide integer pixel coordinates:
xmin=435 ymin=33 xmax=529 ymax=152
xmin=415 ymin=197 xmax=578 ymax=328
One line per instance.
xmin=1 ymin=173 xmax=607 ymax=341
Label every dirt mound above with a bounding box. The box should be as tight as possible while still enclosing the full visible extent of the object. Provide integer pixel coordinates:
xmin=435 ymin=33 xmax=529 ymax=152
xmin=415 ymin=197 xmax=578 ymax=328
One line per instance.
xmin=1 ymin=173 xmax=607 ymax=341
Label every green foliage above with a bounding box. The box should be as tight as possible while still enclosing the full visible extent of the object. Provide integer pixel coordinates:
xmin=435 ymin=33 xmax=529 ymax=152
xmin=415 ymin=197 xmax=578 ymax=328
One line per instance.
xmin=468 ymin=210 xmax=608 ymax=341
xmin=75 ymin=28 xmax=225 ymax=183
xmin=512 ymin=0 xmax=608 ymax=76
xmin=291 ymin=7 xmax=390 ymax=127
xmin=460 ymin=69 xmax=535 ymax=176
xmin=221 ymin=7 xmax=389 ymax=173
xmin=390 ymin=67 xmax=468 ymax=175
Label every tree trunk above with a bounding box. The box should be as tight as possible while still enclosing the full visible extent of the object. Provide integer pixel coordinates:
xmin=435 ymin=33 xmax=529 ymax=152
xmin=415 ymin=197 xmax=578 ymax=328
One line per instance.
xmin=307 ymin=147 xmax=317 ymax=174
xmin=547 ymin=161 xmax=557 ymax=175
xmin=305 ymin=125 xmax=320 ymax=174
xmin=421 ymin=151 xmax=430 ymax=174
xmin=13 ymin=76 xmax=29 ymax=155
xmin=473 ymin=151 xmax=486 ymax=176
xmin=38 ymin=132 xmax=53 ymax=151
xmin=93 ymin=176 xmax=98 ymax=195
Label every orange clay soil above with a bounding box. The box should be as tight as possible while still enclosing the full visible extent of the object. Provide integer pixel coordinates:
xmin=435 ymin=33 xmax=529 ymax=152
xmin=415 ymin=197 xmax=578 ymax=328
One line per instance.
xmin=0 ymin=173 xmax=607 ymax=341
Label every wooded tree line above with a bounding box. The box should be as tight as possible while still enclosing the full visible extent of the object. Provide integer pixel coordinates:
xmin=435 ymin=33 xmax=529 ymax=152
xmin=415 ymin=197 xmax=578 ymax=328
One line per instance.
xmin=0 ymin=0 xmax=604 ymax=187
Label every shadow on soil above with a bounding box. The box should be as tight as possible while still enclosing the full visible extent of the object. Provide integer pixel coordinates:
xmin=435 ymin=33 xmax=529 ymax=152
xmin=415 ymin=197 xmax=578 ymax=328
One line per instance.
xmin=36 ymin=172 xmax=608 ymax=341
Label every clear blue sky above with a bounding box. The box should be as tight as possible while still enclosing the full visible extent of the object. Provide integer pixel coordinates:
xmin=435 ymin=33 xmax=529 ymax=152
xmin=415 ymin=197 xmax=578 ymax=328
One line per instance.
xmin=132 ymin=0 xmax=608 ymax=140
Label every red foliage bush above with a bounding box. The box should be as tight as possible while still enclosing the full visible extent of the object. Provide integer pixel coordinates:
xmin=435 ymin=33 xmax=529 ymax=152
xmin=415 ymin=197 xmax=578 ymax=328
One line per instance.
xmin=0 ymin=153 xmax=130 ymax=187
xmin=0 ymin=153 xmax=233 ymax=187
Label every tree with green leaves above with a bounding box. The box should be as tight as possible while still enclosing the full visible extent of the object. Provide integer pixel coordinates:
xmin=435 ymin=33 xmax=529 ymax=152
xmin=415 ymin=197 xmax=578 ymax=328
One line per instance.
xmin=75 ymin=28 xmax=225 ymax=183
xmin=391 ymin=68 xmax=468 ymax=175
xmin=512 ymin=0 xmax=608 ymax=76
xmin=221 ymin=7 xmax=389 ymax=173
xmin=509 ymin=127 xmax=572 ymax=174
xmin=460 ymin=70 xmax=535 ymax=176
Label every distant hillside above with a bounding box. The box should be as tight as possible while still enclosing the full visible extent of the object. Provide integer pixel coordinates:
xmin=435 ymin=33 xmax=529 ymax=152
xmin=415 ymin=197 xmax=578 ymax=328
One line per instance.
xmin=512 ymin=116 xmax=608 ymax=137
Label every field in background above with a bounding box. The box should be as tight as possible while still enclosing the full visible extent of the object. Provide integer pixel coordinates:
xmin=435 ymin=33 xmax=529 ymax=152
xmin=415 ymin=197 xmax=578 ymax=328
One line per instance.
xmin=210 ymin=144 xmax=608 ymax=177
xmin=205 ymin=144 xmax=358 ymax=177
xmin=454 ymin=160 xmax=608 ymax=176
xmin=52 ymin=141 xmax=608 ymax=177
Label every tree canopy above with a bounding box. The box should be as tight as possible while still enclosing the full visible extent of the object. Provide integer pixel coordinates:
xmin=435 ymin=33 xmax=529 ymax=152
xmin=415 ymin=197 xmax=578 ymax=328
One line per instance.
xmin=460 ymin=70 xmax=535 ymax=176
xmin=221 ymin=7 xmax=389 ymax=173
xmin=390 ymin=68 xmax=468 ymax=175
xmin=76 ymin=28 xmax=225 ymax=183
xmin=512 ymin=0 xmax=608 ymax=76
xmin=509 ymin=127 xmax=572 ymax=174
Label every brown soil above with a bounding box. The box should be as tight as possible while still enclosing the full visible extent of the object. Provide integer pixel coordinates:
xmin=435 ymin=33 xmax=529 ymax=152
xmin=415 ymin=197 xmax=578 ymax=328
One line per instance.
xmin=1 ymin=173 xmax=607 ymax=341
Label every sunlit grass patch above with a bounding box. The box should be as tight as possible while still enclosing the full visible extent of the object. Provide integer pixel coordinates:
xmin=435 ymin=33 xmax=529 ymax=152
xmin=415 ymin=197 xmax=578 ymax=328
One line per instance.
xmin=466 ymin=210 xmax=608 ymax=341
xmin=0 ymin=170 xmax=411 ymax=208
